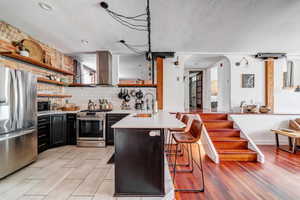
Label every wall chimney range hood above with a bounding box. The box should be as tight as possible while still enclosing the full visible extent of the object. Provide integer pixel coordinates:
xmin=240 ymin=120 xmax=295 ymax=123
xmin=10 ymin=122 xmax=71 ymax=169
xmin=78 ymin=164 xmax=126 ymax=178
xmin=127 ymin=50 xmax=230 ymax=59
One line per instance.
xmin=96 ymin=51 xmax=113 ymax=86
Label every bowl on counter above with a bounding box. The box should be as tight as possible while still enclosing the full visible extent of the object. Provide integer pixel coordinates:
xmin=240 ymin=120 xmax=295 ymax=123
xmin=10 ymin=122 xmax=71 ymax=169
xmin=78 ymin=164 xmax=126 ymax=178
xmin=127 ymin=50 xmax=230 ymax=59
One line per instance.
xmin=259 ymin=106 xmax=271 ymax=113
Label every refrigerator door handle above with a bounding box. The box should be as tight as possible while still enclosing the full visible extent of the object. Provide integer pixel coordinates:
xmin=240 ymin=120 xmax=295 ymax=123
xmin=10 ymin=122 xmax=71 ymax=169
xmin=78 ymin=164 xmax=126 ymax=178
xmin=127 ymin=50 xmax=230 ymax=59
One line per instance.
xmin=10 ymin=70 xmax=18 ymax=130
xmin=16 ymin=71 xmax=24 ymax=129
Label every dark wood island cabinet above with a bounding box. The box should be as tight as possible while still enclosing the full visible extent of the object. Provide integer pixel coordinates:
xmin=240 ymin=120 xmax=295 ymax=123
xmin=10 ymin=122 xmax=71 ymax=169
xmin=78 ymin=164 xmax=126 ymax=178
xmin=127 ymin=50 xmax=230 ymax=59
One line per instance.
xmin=112 ymin=112 xmax=185 ymax=198
xmin=114 ymin=128 xmax=165 ymax=196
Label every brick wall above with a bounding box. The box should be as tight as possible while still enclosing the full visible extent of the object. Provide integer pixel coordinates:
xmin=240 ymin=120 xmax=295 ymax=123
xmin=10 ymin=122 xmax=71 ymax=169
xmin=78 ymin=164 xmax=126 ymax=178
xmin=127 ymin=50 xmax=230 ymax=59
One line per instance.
xmin=0 ymin=21 xmax=74 ymax=106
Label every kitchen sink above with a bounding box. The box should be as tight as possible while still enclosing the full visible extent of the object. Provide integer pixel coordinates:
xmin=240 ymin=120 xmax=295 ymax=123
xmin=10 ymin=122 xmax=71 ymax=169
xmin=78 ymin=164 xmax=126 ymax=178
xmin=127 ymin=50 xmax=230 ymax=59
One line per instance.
xmin=133 ymin=113 xmax=152 ymax=118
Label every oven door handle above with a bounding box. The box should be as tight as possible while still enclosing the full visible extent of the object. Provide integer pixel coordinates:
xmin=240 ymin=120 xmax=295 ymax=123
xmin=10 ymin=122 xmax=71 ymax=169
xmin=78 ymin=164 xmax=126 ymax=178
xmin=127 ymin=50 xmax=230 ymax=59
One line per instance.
xmin=77 ymin=118 xmax=101 ymax=120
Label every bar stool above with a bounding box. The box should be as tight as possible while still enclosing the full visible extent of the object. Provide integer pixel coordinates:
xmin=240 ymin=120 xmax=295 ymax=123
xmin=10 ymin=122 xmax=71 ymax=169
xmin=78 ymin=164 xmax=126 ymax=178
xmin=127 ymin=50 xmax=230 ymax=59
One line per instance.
xmin=172 ymin=119 xmax=205 ymax=192
xmin=165 ymin=112 xmax=183 ymax=153
xmin=175 ymin=112 xmax=182 ymax=119
xmin=167 ymin=115 xmax=193 ymax=168
xmin=167 ymin=115 xmax=191 ymax=156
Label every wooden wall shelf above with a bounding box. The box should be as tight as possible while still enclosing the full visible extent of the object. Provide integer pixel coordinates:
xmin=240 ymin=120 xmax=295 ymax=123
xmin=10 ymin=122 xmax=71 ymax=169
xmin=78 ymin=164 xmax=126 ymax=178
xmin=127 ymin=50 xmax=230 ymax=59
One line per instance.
xmin=37 ymin=77 xmax=69 ymax=86
xmin=117 ymin=84 xmax=157 ymax=88
xmin=0 ymin=52 xmax=74 ymax=76
xmin=37 ymin=94 xmax=72 ymax=98
xmin=68 ymin=83 xmax=97 ymax=87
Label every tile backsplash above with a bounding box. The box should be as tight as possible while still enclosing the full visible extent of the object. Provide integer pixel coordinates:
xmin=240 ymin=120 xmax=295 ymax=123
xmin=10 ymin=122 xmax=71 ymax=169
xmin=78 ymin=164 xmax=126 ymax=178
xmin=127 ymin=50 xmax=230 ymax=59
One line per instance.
xmin=65 ymin=87 xmax=156 ymax=110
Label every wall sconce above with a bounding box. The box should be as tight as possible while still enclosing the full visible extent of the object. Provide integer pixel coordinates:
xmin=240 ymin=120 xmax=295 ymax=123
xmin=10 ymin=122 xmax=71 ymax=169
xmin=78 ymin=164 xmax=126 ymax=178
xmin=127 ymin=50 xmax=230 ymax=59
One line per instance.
xmin=235 ymin=57 xmax=249 ymax=67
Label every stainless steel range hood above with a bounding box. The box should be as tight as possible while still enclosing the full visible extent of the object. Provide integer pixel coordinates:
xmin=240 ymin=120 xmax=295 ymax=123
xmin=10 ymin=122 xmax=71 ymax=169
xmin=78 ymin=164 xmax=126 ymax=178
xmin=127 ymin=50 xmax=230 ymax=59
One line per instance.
xmin=96 ymin=51 xmax=112 ymax=86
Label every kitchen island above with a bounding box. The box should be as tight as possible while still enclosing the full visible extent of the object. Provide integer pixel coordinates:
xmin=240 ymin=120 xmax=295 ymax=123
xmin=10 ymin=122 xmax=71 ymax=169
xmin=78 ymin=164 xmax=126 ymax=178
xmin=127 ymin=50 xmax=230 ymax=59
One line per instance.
xmin=112 ymin=111 xmax=185 ymax=198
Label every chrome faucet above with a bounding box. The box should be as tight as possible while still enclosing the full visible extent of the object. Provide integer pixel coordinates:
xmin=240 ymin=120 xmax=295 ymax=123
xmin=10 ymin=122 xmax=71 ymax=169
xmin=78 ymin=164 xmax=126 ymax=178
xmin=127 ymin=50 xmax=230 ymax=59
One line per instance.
xmin=144 ymin=92 xmax=155 ymax=114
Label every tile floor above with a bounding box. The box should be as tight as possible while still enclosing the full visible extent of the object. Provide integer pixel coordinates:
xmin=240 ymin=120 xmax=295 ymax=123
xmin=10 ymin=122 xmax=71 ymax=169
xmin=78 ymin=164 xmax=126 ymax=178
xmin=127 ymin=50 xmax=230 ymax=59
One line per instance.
xmin=0 ymin=146 xmax=174 ymax=200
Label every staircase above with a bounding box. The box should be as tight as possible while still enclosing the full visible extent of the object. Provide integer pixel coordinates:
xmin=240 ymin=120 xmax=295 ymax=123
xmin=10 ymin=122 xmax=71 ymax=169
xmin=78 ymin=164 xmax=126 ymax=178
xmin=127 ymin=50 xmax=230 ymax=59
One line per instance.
xmin=200 ymin=113 xmax=257 ymax=162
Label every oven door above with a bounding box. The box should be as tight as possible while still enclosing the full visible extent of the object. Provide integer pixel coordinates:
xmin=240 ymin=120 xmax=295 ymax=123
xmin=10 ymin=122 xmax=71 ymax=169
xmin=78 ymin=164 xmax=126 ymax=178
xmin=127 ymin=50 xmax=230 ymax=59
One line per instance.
xmin=77 ymin=118 xmax=105 ymax=140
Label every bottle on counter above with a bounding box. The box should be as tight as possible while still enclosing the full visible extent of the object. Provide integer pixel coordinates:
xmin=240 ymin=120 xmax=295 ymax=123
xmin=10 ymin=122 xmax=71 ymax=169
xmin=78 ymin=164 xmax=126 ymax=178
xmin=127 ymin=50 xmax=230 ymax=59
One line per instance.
xmin=154 ymin=100 xmax=158 ymax=113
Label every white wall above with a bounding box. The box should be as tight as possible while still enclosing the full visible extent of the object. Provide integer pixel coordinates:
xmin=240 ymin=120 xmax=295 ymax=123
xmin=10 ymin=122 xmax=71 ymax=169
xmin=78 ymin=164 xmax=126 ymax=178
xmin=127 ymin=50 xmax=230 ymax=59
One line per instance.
xmin=230 ymin=114 xmax=300 ymax=144
xmin=112 ymin=55 xmax=119 ymax=85
xmin=225 ymin=55 xmax=300 ymax=114
xmin=183 ymin=70 xmax=190 ymax=110
xmin=274 ymin=57 xmax=300 ymax=113
xmin=217 ymin=58 xmax=231 ymax=112
xmin=202 ymin=68 xmax=211 ymax=111
xmin=118 ymin=55 xmax=150 ymax=80
xmin=163 ymin=57 xmax=185 ymax=112
xmin=226 ymin=56 xmax=265 ymax=112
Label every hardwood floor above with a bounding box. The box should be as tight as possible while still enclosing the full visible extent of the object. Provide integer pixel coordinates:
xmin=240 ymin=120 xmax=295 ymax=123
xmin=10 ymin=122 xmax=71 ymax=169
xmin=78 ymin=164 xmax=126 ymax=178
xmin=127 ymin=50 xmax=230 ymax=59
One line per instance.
xmin=170 ymin=145 xmax=300 ymax=200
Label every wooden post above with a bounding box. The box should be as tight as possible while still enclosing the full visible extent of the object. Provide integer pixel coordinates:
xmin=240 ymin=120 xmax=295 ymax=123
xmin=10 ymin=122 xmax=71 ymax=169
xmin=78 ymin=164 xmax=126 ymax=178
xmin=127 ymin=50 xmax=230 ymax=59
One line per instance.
xmin=156 ymin=57 xmax=164 ymax=110
xmin=265 ymin=59 xmax=274 ymax=111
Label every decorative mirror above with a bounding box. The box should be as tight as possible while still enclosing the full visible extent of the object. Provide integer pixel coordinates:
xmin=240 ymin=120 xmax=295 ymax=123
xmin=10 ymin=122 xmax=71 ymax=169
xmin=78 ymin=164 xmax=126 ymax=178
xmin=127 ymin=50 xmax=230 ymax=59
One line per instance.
xmin=283 ymin=60 xmax=300 ymax=89
xmin=283 ymin=61 xmax=294 ymax=88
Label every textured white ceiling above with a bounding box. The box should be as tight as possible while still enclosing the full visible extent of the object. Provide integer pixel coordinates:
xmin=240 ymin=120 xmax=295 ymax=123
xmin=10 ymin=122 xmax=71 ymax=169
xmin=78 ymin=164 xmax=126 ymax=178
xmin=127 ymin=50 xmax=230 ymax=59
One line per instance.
xmin=1 ymin=0 xmax=300 ymax=54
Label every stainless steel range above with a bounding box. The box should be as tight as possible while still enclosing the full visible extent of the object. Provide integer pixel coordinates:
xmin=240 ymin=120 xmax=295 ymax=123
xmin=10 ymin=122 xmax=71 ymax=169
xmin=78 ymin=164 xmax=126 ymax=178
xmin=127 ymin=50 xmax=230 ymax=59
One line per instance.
xmin=76 ymin=110 xmax=107 ymax=147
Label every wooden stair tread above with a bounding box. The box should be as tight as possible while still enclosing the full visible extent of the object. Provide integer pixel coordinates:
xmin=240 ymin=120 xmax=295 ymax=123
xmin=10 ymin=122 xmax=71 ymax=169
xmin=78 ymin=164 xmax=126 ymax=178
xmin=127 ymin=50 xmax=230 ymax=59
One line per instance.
xmin=211 ymin=137 xmax=247 ymax=142
xmin=203 ymin=120 xmax=233 ymax=122
xmin=199 ymin=113 xmax=228 ymax=120
xmin=217 ymin=149 xmax=257 ymax=154
xmin=203 ymin=120 xmax=234 ymax=129
xmin=199 ymin=113 xmax=228 ymax=116
xmin=207 ymin=128 xmax=240 ymax=132
xmin=200 ymin=113 xmax=227 ymax=114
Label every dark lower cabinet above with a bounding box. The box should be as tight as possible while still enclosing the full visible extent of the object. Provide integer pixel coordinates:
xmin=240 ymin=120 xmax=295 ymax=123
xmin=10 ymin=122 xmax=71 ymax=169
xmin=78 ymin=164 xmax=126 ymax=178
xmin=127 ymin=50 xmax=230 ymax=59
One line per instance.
xmin=106 ymin=113 xmax=129 ymax=145
xmin=38 ymin=113 xmax=75 ymax=153
xmin=37 ymin=115 xmax=50 ymax=153
xmin=66 ymin=114 xmax=77 ymax=145
xmin=50 ymin=114 xmax=67 ymax=147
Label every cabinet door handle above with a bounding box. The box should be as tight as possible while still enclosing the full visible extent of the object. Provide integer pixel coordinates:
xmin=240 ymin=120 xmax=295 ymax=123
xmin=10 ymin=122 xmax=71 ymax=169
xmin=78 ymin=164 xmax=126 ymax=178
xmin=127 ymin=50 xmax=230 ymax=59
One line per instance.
xmin=149 ymin=130 xmax=160 ymax=137
xmin=38 ymin=134 xmax=47 ymax=138
xmin=38 ymin=143 xmax=46 ymax=148
xmin=38 ymin=125 xmax=48 ymax=130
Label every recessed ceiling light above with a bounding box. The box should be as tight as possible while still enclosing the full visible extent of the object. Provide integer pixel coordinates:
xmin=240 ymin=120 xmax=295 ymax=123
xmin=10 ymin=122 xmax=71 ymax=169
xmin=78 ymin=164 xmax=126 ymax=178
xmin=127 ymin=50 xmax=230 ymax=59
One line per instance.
xmin=81 ymin=40 xmax=89 ymax=45
xmin=38 ymin=2 xmax=53 ymax=11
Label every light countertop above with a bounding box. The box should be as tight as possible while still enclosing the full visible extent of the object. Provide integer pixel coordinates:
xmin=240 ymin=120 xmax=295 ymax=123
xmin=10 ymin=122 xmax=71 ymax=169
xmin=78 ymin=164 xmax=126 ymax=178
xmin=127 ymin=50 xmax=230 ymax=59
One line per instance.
xmin=112 ymin=111 xmax=185 ymax=129
xmin=37 ymin=109 xmax=153 ymax=116
xmin=37 ymin=110 xmax=81 ymax=116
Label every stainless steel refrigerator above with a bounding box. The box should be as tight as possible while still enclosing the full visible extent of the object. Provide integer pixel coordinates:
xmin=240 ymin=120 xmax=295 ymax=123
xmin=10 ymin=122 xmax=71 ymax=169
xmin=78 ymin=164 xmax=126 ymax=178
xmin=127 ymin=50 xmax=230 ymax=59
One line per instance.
xmin=0 ymin=65 xmax=37 ymax=179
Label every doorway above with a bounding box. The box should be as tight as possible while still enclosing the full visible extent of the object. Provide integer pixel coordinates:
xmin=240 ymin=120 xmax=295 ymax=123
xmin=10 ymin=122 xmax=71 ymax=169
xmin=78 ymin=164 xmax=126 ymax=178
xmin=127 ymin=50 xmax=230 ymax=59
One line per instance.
xmin=189 ymin=71 xmax=203 ymax=111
